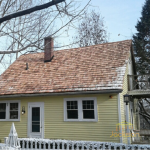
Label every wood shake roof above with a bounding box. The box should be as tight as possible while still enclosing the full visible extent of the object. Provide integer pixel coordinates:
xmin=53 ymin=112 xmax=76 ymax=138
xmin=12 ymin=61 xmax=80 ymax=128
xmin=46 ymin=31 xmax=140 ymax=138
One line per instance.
xmin=0 ymin=40 xmax=132 ymax=96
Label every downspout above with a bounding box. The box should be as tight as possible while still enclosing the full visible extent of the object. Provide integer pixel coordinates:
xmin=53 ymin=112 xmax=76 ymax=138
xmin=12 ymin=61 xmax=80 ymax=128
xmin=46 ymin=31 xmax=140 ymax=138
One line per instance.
xmin=118 ymin=93 xmax=123 ymax=143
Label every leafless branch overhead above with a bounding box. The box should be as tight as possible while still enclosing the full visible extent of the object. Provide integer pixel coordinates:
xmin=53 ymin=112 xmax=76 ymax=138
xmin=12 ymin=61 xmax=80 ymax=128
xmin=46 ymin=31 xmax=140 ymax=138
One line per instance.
xmin=0 ymin=0 xmax=65 ymax=24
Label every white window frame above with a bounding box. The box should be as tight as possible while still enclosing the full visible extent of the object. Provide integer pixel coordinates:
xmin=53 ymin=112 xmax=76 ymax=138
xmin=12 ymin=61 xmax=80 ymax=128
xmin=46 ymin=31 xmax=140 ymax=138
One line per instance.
xmin=64 ymin=97 xmax=98 ymax=122
xmin=0 ymin=100 xmax=20 ymax=121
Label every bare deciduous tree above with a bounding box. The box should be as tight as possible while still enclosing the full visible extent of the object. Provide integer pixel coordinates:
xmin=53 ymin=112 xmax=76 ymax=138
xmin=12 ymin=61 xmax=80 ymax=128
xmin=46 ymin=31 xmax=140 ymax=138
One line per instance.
xmin=138 ymin=98 xmax=150 ymax=129
xmin=0 ymin=0 xmax=91 ymax=74
xmin=74 ymin=10 xmax=108 ymax=47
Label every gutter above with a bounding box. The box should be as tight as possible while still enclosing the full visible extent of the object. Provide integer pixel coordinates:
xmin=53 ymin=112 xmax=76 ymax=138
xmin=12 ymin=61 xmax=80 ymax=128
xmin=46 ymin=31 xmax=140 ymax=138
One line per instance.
xmin=126 ymin=104 xmax=131 ymax=144
xmin=0 ymin=89 xmax=122 ymax=98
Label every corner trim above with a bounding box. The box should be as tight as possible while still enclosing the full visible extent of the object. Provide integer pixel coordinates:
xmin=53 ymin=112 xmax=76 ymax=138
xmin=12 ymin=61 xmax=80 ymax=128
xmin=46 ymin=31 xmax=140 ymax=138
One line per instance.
xmin=118 ymin=93 xmax=123 ymax=143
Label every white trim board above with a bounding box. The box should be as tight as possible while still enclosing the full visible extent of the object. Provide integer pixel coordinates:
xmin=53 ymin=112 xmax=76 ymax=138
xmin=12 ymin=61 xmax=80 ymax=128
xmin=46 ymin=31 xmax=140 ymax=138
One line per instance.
xmin=27 ymin=102 xmax=44 ymax=138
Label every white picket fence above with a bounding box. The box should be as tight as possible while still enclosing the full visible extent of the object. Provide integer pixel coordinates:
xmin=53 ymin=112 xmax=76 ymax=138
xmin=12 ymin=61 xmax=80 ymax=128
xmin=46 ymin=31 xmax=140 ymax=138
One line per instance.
xmin=2 ymin=123 xmax=150 ymax=150
xmin=15 ymin=138 xmax=150 ymax=150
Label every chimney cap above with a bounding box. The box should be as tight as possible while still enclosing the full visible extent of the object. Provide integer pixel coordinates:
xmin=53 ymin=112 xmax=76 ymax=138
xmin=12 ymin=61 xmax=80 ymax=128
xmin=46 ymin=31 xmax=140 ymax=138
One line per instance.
xmin=44 ymin=36 xmax=53 ymax=40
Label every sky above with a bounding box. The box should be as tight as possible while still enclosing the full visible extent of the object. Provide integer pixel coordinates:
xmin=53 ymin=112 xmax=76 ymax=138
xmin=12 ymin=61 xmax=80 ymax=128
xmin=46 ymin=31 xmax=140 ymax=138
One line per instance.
xmin=85 ymin=0 xmax=144 ymax=42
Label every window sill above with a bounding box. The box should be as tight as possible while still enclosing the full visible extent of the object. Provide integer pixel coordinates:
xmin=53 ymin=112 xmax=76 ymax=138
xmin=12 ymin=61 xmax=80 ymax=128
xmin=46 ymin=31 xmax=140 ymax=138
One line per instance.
xmin=0 ymin=119 xmax=20 ymax=122
xmin=64 ymin=119 xmax=98 ymax=122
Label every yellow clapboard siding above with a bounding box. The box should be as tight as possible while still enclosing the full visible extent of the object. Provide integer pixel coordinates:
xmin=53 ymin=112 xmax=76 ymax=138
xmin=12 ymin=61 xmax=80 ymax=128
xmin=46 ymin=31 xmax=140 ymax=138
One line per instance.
xmin=0 ymin=93 xmax=119 ymax=143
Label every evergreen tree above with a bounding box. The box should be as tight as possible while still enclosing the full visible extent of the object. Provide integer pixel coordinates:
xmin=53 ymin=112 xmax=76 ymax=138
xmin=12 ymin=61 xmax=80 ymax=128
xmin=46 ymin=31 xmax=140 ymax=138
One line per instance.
xmin=133 ymin=0 xmax=150 ymax=129
xmin=133 ymin=0 xmax=150 ymax=74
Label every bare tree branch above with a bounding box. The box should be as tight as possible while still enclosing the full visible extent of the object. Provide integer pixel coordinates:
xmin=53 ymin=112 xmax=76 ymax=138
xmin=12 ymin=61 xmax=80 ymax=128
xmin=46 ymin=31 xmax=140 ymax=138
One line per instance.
xmin=139 ymin=112 xmax=150 ymax=125
xmin=138 ymin=98 xmax=150 ymax=129
xmin=0 ymin=39 xmax=43 ymax=54
xmin=0 ymin=0 xmax=65 ymax=24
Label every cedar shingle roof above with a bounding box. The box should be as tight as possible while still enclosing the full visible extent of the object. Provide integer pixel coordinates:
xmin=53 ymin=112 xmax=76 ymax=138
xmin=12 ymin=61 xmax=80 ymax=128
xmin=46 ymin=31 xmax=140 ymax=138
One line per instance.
xmin=0 ymin=40 xmax=132 ymax=96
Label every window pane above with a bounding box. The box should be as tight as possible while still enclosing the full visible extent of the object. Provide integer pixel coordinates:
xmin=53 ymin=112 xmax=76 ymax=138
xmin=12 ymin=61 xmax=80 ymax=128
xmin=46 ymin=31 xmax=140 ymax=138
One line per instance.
xmin=83 ymin=110 xmax=95 ymax=119
xmin=0 ymin=103 xmax=6 ymax=119
xmin=0 ymin=103 xmax=6 ymax=111
xmin=10 ymin=103 xmax=18 ymax=110
xmin=10 ymin=103 xmax=18 ymax=119
xmin=82 ymin=100 xmax=94 ymax=109
xmin=32 ymin=107 xmax=40 ymax=121
xmin=67 ymin=101 xmax=70 ymax=109
xmin=32 ymin=107 xmax=40 ymax=132
xmin=67 ymin=101 xmax=78 ymax=109
xmin=83 ymin=101 xmax=86 ymax=109
xmin=87 ymin=104 xmax=91 ymax=109
xmin=67 ymin=110 xmax=78 ymax=119
xmin=91 ymin=104 xmax=94 ymax=109
xmin=0 ymin=112 xmax=5 ymax=119
xmin=10 ymin=111 xmax=18 ymax=119
xmin=32 ymin=124 xmax=40 ymax=132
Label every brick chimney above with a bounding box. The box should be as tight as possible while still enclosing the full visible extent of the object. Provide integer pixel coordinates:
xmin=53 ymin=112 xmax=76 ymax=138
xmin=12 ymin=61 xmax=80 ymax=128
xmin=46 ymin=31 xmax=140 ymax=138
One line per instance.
xmin=44 ymin=37 xmax=54 ymax=62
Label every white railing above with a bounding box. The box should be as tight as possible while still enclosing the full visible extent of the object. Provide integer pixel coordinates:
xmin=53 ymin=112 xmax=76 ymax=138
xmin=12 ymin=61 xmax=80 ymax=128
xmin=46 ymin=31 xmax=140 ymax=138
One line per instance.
xmin=128 ymin=75 xmax=150 ymax=91
xmin=15 ymin=138 xmax=150 ymax=150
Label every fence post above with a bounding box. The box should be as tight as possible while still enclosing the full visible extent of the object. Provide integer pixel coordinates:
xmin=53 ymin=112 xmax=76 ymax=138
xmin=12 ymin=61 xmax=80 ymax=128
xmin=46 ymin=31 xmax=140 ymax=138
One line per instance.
xmin=6 ymin=122 xmax=20 ymax=149
xmin=4 ymin=137 xmax=8 ymax=144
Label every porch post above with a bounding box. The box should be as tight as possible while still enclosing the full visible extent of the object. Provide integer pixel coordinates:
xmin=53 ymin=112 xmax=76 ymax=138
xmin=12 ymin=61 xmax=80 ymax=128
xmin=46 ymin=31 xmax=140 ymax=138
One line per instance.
xmin=126 ymin=105 xmax=131 ymax=144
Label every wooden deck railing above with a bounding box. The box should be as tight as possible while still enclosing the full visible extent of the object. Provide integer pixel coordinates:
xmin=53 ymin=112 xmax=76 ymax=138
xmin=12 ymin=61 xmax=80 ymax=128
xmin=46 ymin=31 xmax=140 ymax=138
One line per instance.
xmin=128 ymin=75 xmax=150 ymax=91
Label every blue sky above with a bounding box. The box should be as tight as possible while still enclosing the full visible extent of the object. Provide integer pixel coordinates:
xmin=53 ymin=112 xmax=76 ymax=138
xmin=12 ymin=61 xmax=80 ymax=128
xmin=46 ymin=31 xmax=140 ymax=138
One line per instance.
xmin=85 ymin=0 xmax=144 ymax=42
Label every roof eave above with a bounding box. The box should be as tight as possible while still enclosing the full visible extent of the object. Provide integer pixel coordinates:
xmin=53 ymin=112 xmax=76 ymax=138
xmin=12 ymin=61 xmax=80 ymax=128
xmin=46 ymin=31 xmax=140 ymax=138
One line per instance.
xmin=0 ymin=89 xmax=123 ymax=98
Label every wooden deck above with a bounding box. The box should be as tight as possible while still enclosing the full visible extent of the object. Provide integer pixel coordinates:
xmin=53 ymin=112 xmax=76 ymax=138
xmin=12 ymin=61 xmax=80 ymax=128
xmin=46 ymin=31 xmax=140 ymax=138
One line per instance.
xmin=140 ymin=130 xmax=150 ymax=136
xmin=128 ymin=90 xmax=150 ymax=98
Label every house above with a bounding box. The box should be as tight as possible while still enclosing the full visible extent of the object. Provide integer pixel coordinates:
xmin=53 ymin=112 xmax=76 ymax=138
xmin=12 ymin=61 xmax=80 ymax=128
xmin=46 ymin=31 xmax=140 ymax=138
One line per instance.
xmin=0 ymin=38 xmax=139 ymax=144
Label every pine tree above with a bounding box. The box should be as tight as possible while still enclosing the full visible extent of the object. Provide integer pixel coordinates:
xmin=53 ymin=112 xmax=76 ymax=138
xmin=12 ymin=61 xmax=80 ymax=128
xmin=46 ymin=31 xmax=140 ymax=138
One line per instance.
xmin=133 ymin=0 xmax=150 ymax=74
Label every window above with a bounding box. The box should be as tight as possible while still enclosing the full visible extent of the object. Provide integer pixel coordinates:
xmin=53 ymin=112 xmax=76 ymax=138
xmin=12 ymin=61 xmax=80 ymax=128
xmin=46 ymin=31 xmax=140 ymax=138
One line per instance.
xmin=0 ymin=101 xmax=20 ymax=121
xmin=82 ymin=100 xmax=95 ymax=119
xmin=64 ymin=97 xmax=97 ymax=122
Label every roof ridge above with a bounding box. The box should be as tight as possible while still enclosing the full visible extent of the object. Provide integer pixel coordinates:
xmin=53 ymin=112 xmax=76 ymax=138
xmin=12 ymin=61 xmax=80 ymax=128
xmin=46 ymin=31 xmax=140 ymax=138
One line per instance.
xmin=56 ymin=39 xmax=132 ymax=51
xmin=20 ymin=39 xmax=132 ymax=57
